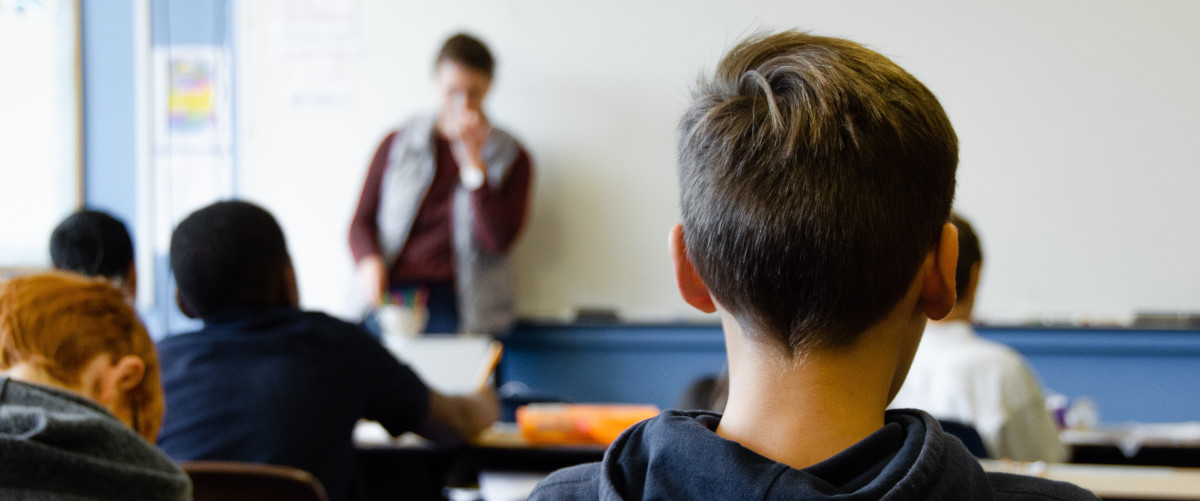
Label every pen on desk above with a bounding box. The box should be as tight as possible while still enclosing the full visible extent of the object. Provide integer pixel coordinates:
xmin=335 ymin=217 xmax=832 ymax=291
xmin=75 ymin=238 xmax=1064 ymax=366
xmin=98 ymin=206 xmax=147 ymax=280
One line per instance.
xmin=473 ymin=341 xmax=504 ymax=389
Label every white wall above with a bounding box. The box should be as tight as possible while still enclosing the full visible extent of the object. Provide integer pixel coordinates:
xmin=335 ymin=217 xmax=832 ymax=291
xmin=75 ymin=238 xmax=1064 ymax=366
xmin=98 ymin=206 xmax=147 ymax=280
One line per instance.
xmin=1 ymin=0 xmax=78 ymax=267
xmin=237 ymin=0 xmax=1200 ymax=324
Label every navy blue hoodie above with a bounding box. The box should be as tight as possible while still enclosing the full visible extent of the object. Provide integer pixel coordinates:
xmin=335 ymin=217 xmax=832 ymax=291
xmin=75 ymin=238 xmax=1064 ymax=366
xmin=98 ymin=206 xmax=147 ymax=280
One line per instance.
xmin=530 ymin=409 xmax=1096 ymax=500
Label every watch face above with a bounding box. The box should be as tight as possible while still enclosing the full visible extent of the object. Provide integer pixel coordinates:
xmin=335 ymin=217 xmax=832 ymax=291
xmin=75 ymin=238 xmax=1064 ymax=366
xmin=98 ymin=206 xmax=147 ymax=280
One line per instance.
xmin=461 ymin=165 xmax=485 ymax=190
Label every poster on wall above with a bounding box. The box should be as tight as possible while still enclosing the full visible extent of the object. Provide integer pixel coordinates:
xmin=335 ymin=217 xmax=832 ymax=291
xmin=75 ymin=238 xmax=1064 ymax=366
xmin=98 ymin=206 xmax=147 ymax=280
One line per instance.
xmin=153 ymin=45 xmax=231 ymax=152
xmin=151 ymin=45 xmax=234 ymax=255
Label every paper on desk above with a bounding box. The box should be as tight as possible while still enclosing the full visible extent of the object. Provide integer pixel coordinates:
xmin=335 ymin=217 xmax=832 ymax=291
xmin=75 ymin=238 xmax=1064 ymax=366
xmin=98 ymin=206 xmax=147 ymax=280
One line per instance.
xmin=353 ymin=420 xmax=391 ymax=445
xmin=479 ymin=471 xmax=548 ymax=501
xmin=352 ymin=421 xmax=432 ymax=447
xmin=381 ymin=334 xmax=497 ymax=394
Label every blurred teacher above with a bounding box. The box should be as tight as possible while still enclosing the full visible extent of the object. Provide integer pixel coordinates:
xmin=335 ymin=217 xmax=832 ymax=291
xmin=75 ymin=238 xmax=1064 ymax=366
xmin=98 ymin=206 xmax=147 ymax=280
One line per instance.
xmin=350 ymin=33 xmax=533 ymax=335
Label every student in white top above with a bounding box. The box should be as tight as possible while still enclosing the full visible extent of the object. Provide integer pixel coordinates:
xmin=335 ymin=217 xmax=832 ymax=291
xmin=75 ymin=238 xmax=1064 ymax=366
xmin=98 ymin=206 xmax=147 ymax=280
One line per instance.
xmin=890 ymin=213 xmax=1068 ymax=462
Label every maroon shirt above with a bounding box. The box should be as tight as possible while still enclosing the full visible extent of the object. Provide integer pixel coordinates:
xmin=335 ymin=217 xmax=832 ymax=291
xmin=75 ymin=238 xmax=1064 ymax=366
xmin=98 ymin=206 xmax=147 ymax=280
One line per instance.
xmin=349 ymin=130 xmax=532 ymax=283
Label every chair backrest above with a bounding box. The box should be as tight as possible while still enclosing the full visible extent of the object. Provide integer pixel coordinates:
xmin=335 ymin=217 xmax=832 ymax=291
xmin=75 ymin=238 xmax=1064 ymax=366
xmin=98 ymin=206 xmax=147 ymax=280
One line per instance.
xmin=181 ymin=461 xmax=329 ymax=501
xmin=938 ymin=420 xmax=990 ymax=459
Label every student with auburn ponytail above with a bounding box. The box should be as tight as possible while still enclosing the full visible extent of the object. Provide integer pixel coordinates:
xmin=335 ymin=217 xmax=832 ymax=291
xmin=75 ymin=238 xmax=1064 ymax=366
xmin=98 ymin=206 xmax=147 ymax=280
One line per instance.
xmin=0 ymin=272 xmax=189 ymax=500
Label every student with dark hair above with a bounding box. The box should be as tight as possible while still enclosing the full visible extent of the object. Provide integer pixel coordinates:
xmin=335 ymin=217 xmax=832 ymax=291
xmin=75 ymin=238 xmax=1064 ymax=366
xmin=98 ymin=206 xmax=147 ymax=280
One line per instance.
xmin=49 ymin=209 xmax=137 ymax=301
xmin=530 ymin=31 xmax=1093 ymax=500
xmin=0 ymin=272 xmax=189 ymax=500
xmin=890 ymin=213 xmax=1068 ymax=462
xmin=157 ymin=200 xmax=498 ymax=501
xmin=350 ymin=32 xmax=533 ymax=335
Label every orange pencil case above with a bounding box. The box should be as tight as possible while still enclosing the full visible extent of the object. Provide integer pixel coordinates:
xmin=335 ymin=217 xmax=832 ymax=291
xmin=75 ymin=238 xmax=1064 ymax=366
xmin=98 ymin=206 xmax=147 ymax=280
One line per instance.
xmin=516 ymin=403 xmax=660 ymax=445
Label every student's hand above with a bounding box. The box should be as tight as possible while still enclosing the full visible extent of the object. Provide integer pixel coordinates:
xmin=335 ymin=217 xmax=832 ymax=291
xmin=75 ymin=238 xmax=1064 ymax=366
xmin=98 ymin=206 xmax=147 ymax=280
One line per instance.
xmin=357 ymin=254 xmax=388 ymax=306
xmin=426 ymin=387 xmax=500 ymax=441
xmin=465 ymin=385 xmax=501 ymax=435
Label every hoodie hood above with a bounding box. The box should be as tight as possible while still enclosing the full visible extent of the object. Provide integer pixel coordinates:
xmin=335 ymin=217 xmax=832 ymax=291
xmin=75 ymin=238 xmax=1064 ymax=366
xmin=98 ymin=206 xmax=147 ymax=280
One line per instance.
xmin=598 ymin=409 xmax=979 ymax=500
xmin=531 ymin=408 xmax=1095 ymax=500
xmin=0 ymin=377 xmax=190 ymax=500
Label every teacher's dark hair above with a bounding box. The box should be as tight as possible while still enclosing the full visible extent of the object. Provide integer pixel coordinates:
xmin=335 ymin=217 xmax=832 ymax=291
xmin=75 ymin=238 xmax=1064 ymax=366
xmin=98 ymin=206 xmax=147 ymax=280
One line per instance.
xmin=170 ymin=201 xmax=292 ymax=318
xmin=436 ymin=33 xmax=495 ymax=78
xmin=677 ymin=30 xmax=958 ymax=353
xmin=50 ymin=210 xmax=135 ymax=282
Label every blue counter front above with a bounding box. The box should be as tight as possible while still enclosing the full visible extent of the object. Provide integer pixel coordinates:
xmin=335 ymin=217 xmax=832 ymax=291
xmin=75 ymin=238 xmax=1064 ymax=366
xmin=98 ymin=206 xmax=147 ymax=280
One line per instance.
xmin=499 ymin=322 xmax=727 ymax=411
xmin=499 ymin=322 xmax=1200 ymax=423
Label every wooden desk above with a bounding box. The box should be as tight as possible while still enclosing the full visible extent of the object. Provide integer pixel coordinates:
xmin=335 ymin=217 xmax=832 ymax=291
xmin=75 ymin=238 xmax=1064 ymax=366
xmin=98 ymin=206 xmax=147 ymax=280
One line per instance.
xmin=981 ymin=460 xmax=1200 ymax=500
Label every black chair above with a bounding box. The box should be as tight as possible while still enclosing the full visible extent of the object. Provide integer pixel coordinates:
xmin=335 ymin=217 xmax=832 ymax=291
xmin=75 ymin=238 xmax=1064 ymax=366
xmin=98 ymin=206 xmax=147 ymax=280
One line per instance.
xmin=182 ymin=460 xmax=329 ymax=501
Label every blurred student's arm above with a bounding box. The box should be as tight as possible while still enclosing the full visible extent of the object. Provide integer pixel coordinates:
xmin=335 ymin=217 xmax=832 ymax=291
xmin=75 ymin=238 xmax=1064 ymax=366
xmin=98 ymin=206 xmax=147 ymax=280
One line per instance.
xmin=419 ymin=386 xmax=500 ymax=443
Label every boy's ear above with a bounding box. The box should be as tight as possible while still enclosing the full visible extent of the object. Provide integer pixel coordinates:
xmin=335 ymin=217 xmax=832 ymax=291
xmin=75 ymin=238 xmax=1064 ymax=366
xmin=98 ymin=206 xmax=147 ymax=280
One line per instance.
xmin=111 ymin=355 xmax=146 ymax=393
xmin=283 ymin=261 xmax=301 ymax=308
xmin=175 ymin=290 xmax=197 ymax=319
xmin=921 ymin=222 xmax=959 ymax=320
xmin=123 ymin=261 xmax=138 ymax=299
xmin=93 ymin=355 xmax=146 ymax=409
xmin=669 ymin=224 xmax=716 ymax=314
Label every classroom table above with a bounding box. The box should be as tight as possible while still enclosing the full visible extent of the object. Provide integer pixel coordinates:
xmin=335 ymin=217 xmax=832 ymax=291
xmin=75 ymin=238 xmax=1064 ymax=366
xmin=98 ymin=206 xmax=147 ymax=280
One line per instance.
xmin=357 ymin=421 xmax=1200 ymax=501
xmin=355 ymin=422 xmax=604 ymax=501
xmin=982 ymin=460 xmax=1200 ymax=500
xmin=1063 ymin=423 xmax=1200 ymax=468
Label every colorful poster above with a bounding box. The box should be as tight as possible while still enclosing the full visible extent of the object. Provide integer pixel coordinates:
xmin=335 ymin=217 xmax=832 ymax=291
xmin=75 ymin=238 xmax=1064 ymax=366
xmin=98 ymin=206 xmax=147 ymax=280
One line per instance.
xmin=153 ymin=46 xmax=230 ymax=151
xmin=167 ymin=56 xmax=216 ymax=133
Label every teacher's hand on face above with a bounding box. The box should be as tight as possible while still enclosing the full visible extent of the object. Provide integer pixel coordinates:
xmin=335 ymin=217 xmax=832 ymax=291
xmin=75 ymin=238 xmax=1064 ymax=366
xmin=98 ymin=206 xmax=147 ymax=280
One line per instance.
xmin=447 ymin=109 xmax=492 ymax=188
xmin=453 ymin=108 xmax=490 ymax=153
xmin=435 ymin=57 xmax=494 ymax=187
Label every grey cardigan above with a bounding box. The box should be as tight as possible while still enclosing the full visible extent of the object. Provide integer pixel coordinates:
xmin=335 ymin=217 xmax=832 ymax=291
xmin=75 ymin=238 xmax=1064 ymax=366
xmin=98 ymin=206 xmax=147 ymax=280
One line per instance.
xmin=377 ymin=114 xmax=521 ymax=334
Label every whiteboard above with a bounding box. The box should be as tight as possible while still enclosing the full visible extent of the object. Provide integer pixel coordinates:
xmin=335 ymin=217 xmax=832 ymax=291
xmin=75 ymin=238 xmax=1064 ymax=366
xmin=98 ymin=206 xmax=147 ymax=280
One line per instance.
xmin=236 ymin=0 xmax=1200 ymax=324
xmin=0 ymin=0 xmax=79 ymax=267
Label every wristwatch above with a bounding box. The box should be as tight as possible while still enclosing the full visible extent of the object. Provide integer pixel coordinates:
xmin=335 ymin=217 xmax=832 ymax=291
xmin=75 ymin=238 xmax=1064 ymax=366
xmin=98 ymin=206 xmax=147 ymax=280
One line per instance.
xmin=460 ymin=163 xmax=485 ymax=190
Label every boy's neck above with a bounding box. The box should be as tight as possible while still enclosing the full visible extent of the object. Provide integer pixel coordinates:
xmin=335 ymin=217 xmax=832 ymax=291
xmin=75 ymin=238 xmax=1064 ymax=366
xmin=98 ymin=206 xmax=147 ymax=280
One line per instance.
xmin=714 ymin=299 xmax=925 ymax=470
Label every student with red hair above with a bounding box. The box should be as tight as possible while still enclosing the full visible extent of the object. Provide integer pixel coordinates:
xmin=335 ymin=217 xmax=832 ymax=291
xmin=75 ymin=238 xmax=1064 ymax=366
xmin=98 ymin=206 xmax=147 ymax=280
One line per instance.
xmin=0 ymin=272 xmax=189 ymax=500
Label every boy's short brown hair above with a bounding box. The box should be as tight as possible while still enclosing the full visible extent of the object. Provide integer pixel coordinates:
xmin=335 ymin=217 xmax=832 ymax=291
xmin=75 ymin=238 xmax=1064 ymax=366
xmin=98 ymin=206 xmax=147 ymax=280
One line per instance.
xmin=677 ymin=31 xmax=958 ymax=352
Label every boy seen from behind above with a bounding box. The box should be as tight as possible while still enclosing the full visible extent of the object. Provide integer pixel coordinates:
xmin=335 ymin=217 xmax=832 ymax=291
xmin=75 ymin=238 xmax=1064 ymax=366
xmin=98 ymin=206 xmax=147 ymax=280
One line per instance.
xmin=156 ymin=201 xmax=498 ymax=501
xmin=530 ymin=31 xmax=1094 ymax=500
xmin=50 ymin=209 xmax=138 ymax=302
